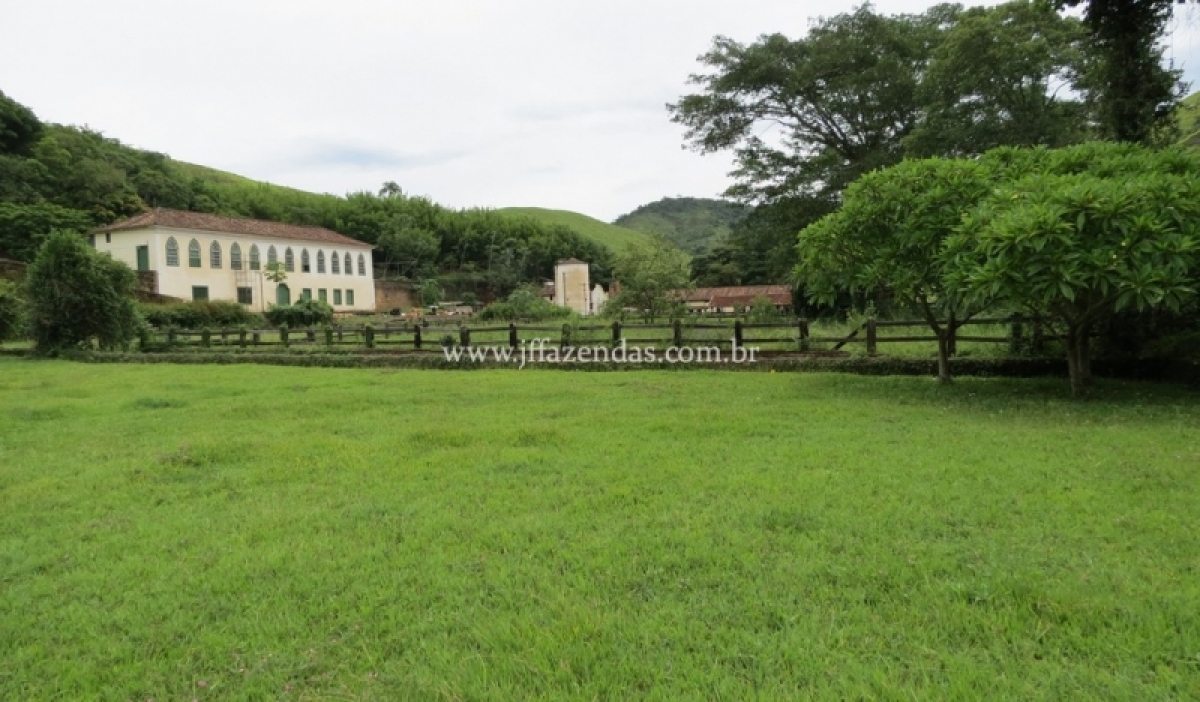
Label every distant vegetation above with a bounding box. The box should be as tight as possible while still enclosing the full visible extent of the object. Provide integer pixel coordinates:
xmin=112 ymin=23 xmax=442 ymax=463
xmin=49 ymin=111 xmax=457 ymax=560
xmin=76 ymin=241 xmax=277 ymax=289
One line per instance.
xmin=0 ymin=91 xmax=611 ymax=299
xmin=1179 ymin=91 xmax=1200 ymax=149
xmin=497 ymin=207 xmax=654 ymax=253
xmin=613 ymin=197 xmax=747 ymax=255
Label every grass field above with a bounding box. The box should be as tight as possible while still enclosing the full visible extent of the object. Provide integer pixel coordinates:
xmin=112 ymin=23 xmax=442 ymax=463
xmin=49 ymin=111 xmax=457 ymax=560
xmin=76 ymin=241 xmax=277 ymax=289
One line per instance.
xmin=2 ymin=359 xmax=1198 ymax=699
xmin=497 ymin=207 xmax=661 ymax=254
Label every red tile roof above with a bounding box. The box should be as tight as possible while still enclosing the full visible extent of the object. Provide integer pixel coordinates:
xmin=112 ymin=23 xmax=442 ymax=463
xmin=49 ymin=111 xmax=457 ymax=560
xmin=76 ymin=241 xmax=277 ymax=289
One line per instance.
xmin=95 ymin=208 xmax=368 ymax=247
xmin=683 ymin=285 xmax=793 ymax=304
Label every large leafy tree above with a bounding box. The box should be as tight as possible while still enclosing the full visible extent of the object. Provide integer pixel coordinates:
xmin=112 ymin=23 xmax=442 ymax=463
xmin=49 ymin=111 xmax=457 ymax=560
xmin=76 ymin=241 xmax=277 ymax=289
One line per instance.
xmin=25 ymin=230 xmax=140 ymax=353
xmin=796 ymin=158 xmax=996 ymax=382
xmin=908 ymin=1 xmax=1090 ymax=156
xmin=669 ymin=5 xmax=948 ymax=205
xmin=671 ymin=1 xmax=1092 ymax=286
xmin=607 ymin=237 xmax=693 ymax=322
xmin=945 ymin=143 xmax=1200 ymax=395
xmin=1066 ymin=0 xmax=1187 ymax=144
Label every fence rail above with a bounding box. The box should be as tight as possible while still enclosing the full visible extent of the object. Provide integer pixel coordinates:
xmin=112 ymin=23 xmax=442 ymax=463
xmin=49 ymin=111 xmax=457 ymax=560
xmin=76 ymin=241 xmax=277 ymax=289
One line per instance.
xmin=145 ymin=316 xmax=1062 ymax=356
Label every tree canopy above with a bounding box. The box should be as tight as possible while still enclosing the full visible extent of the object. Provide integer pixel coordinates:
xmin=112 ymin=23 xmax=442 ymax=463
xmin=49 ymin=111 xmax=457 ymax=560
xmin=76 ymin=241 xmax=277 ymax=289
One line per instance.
xmin=670 ymin=0 xmax=1101 ymax=285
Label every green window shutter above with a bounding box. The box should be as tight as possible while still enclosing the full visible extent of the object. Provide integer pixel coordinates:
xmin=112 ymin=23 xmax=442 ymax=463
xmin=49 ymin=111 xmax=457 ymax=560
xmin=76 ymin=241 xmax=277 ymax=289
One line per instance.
xmin=346 ymin=289 xmax=355 ymax=306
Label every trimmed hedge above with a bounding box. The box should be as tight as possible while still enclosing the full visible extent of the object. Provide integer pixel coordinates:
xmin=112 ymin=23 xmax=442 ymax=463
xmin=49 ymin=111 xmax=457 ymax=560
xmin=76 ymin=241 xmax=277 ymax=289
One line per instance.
xmin=60 ymin=349 xmax=1200 ymax=384
xmin=139 ymin=301 xmax=263 ymax=329
xmin=265 ymin=299 xmax=334 ymax=327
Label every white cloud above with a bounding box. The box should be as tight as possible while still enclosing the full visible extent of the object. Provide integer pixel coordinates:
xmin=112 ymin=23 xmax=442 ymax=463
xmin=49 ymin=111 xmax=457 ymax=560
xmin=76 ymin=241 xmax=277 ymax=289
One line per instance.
xmin=3 ymin=0 xmax=1198 ymax=221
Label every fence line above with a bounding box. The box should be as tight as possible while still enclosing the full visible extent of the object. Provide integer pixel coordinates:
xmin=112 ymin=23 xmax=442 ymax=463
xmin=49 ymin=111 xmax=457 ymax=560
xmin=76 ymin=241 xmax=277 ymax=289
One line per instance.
xmin=146 ymin=316 xmax=1063 ymax=355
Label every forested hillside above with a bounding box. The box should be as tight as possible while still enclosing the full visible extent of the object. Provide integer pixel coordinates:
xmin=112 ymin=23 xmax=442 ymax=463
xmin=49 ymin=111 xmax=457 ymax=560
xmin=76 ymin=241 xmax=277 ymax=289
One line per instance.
xmin=613 ymin=197 xmax=747 ymax=255
xmin=0 ymin=91 xmax=611 ymax=294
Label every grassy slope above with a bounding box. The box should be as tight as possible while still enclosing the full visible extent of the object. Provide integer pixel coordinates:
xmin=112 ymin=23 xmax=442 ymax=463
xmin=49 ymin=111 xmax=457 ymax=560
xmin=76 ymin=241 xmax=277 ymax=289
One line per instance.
xmin=1179 ymin=90 xmax=1200 ymax=148
xmin=498 ymin=207 xmax=658 ymax=254
xmin=2 ymin=359 xmax=1199 ymax=699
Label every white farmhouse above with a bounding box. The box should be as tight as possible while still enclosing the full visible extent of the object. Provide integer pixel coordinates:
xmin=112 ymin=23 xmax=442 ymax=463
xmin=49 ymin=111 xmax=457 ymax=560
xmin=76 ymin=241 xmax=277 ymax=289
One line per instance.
xmin=92 ymin=209 xmax=376 ymax=312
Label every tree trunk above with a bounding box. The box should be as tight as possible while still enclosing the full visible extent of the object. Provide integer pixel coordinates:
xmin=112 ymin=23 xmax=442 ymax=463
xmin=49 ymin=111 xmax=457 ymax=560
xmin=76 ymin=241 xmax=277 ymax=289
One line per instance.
xmin=936 ymin=328 xmax=952 ymax=384
xmin=1064 ymin=324 xmax=1092 ymax=397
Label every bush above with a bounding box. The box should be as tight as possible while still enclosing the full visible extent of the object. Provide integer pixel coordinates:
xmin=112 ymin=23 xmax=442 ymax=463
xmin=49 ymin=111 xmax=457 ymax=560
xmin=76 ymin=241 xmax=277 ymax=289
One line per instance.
xmin=265 ymin=299 xmax=334 ymax=327
xmin=25 ymin=230 xmax=140 ymax=353
xmin=139 ymin=300 xmax=263 ymax=329
xmin=477 ymin=285 xmax=573 ymax=322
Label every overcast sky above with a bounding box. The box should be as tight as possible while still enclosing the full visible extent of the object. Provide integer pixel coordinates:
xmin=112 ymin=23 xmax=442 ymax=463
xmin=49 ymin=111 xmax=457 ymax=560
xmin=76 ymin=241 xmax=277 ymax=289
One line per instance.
xmin=3 ymin=1 xmax=1199 ymax=222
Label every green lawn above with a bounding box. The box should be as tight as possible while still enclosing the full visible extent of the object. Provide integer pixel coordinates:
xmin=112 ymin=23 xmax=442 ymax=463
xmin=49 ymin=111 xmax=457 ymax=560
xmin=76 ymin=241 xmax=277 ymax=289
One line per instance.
xmin=2 ymin=359 xmax=1198 ymax=699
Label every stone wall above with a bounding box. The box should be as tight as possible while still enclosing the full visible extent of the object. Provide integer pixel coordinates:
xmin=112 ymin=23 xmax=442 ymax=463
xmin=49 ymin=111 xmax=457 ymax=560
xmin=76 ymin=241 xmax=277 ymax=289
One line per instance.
xmin=375 ymin=280 xmax=416 ymax=313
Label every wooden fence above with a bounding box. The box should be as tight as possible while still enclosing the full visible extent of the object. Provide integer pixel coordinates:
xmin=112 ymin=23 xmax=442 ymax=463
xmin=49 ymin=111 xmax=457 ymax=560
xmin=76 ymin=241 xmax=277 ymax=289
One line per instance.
xmin=146 ymin=316 xmax=1059 ymax=355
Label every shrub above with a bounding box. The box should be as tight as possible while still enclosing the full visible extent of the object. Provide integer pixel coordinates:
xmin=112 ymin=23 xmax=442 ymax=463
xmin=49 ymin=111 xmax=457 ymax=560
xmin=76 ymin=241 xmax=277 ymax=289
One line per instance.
xmin=25 ymin=230 xmax=140 ymax=353
xmin=265 ymin=299 xmax=334 ymax=327
xmin=139 ymin=300 xmax=263 ymax=329
xmin=478 ymin=285 xmax=572 ymax=322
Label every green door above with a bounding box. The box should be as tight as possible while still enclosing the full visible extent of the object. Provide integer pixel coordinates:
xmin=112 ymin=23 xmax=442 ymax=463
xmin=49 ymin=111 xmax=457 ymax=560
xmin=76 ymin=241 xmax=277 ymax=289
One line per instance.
xmin=136 ymin=245 xmax=149 ymax=271
xmin=276 ymin=283 xmax=291 ymax=306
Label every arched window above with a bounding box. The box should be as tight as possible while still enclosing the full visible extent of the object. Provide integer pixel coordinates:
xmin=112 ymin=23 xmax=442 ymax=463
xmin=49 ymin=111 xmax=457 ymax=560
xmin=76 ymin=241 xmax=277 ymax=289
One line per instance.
xmin=230 ymin=243 xmax=242 ymax=270
xmin=343 ymin=252 xmax=352 ymax=275
xmin=357 ymin=253 xmax=366 ymax=276
xmin=249 ymin=244 xmax=261 ymax=271
xmin=165 ymin=237 xmax=179 ymax=266
xmin=210 ymin=241 xmax=222 ymax=268
xmin=330 ymin=251 xmax=340 ymax=274
xmin=267 ymin=245 xmax=277 ymax=266
xmin=301 ymin=249 xmax=311 ymax=273
xmin=188 ymin=239 xmax=201 ymax=268
xmin=285 ymin=247 xmax=294 ymax=272
xmin=316 ymin=250 xmax=325 ymax=274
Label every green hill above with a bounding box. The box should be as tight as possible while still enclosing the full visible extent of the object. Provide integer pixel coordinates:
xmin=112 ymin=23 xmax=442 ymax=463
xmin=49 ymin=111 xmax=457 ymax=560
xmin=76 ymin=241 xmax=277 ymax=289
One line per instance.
xmin=1178 ymin=90 xmax=1200 ymax=149
xmin=614 ymin=197 xmax=748 ymax=255
xmin=497 ymin=207 xmax=656 ymax=253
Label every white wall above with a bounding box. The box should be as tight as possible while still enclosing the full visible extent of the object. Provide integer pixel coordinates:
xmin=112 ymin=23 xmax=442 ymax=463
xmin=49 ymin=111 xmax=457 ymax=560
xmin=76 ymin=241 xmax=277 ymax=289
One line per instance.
xmin=95 ymin=226 xmax=376 ymax=312
xmin=553 ymin=262 xmax=591 ymax=315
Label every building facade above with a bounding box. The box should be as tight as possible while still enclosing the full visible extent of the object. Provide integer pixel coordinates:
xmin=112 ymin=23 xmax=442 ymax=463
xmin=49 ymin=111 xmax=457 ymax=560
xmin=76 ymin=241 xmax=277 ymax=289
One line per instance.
xmin=92 ymin=209 xmax=376 ymax=312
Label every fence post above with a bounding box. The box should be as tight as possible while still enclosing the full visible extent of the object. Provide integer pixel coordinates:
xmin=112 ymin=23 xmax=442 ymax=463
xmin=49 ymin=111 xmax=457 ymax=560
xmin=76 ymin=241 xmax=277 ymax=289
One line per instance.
xmin=459 ymin=324 xmax=470 ymax=348
xmin=611 ymin=320 xmax=622 ymax=347
xmin=306 ymin=327 xmax=316 ymax=343
xmin=866 ymin=318 xmax=878 ymax=355
xmin=560 ymin=323 xmax=571 ymax=350
xmin=279 ymin=324 xmax=289 ymax=348
xmin=1009 ymin=315 xmax=1024 ymax=355
xmin=733 ymin=320 xmax=743 ymax=350
xmin=798 ymin=318 xmax=810 ymax=352
xmin=673 ymin=319 xmax=683 ymax=348
xmin=1032 ymin=319 xmax=1045 ymax=356
xmin=509 ymin=322 xmax=518 ymax=349
xmin=201 ymin=328 xmax=211 ymax=348
xmin=364 ymin=324 xmax=375 ymax=349
xmin=324 ymin=326 xmax=334 ymax=346
xmin=252 ymin=331 xmax=260 ymax=346
xmin=413 ymin=324 xmax=422 ymax=350
xmin=166 ymin=327 xmax=177 ymax=347
xmin=138 ymin=327 xmax=152 ymax=351
xmin=337 ymin=327 xmax=344 ymax=343
xmin=219 ymin=329 xmax=228 ymax=345
xmin=239 ymin=327 xmax=247 ymax=348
